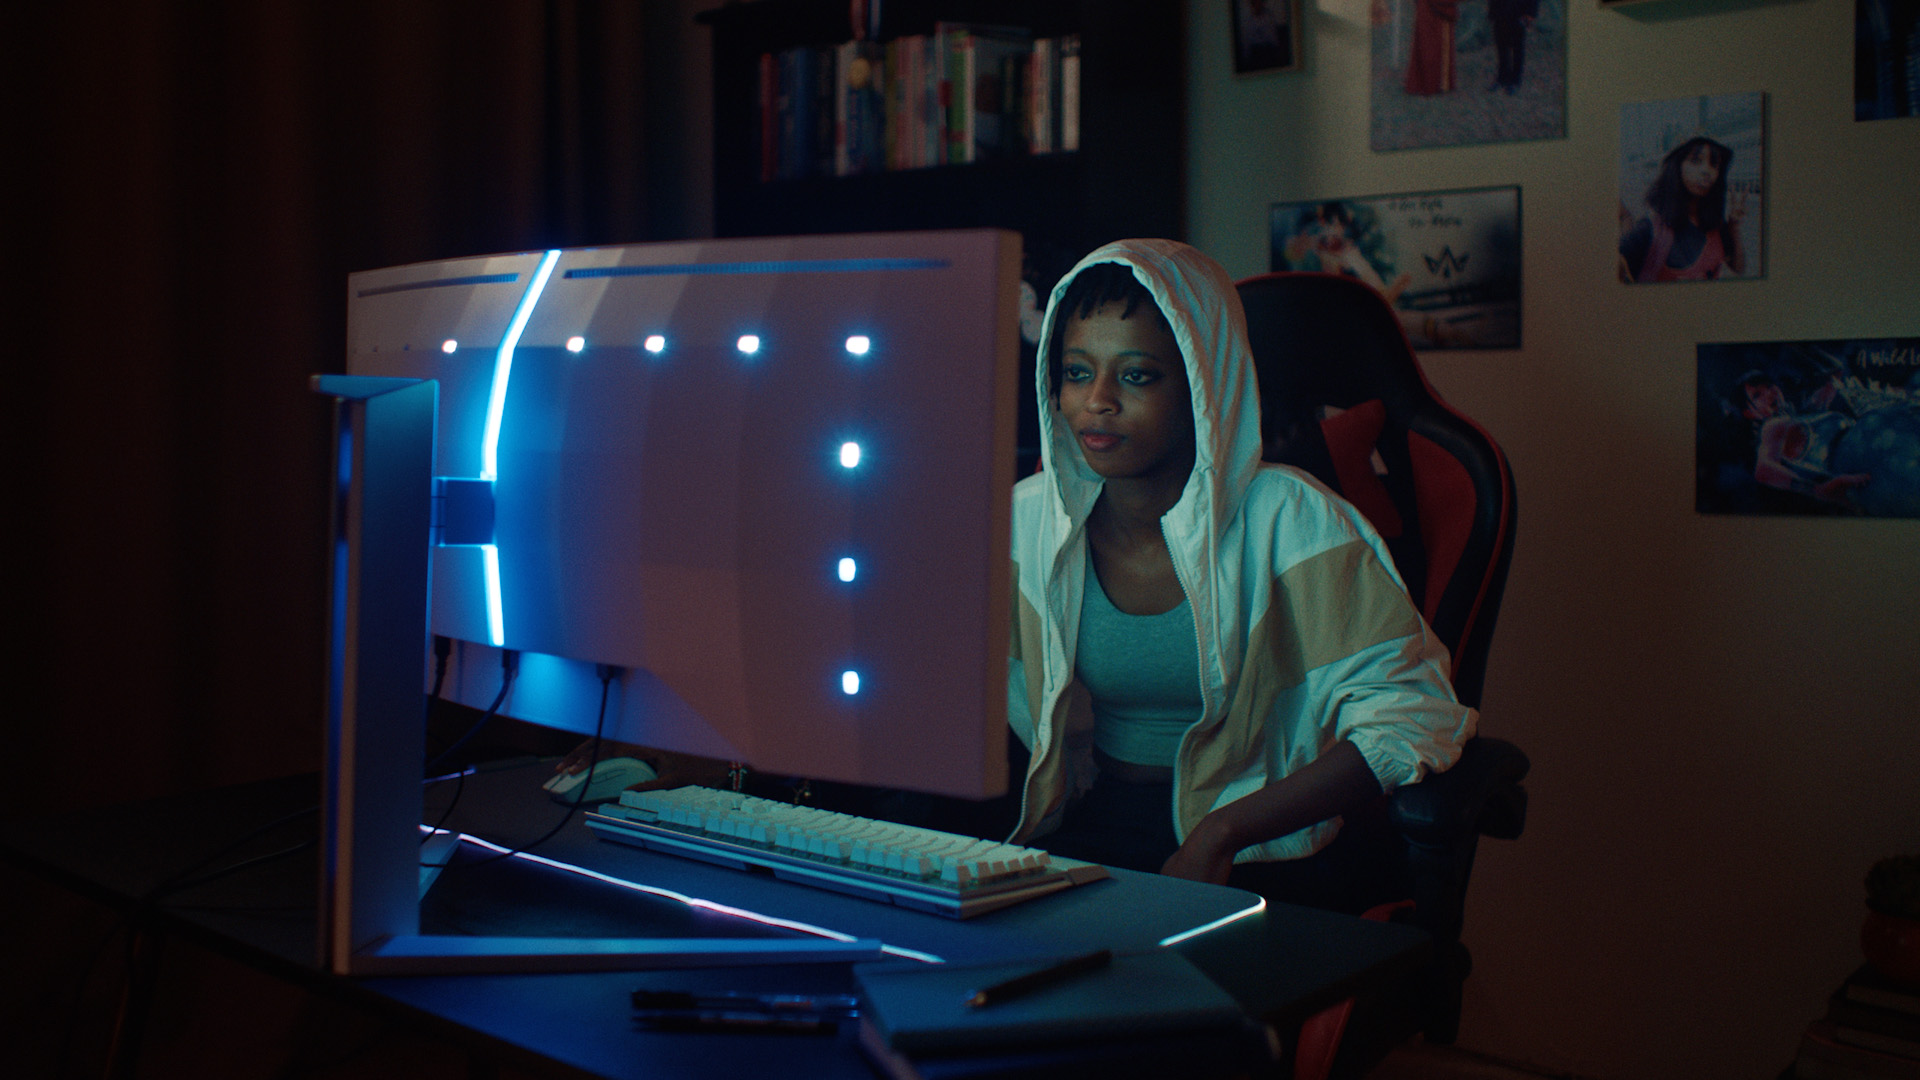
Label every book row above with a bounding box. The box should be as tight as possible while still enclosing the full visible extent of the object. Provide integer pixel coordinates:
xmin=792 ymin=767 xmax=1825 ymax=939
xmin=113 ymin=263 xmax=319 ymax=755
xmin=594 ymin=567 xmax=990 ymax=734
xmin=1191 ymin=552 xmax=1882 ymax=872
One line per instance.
xmin=1791 ymin=965 xmax=1920 ymax=1079
xmin=760 ymin=24 xmax=1081 ymax=182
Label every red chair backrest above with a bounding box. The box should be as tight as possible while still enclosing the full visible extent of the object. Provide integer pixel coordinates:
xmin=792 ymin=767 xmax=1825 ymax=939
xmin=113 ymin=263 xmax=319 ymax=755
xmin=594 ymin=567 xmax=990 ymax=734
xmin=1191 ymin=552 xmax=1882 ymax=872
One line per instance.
xmin=1236 ymin=272 xmax=1516 ymax=709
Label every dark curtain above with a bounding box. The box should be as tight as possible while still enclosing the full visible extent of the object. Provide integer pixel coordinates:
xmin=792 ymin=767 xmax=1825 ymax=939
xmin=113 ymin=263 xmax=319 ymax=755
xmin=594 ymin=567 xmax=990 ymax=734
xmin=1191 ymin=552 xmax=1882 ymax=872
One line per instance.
xmin=9 ymin=2 xmax=652 ymax=817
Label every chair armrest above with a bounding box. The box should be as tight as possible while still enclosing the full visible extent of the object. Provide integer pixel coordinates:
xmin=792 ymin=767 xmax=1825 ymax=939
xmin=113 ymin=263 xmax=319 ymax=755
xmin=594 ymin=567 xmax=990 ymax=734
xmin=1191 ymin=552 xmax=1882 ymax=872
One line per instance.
xmin=1388 ymin=737 xmax=1530 ymax=845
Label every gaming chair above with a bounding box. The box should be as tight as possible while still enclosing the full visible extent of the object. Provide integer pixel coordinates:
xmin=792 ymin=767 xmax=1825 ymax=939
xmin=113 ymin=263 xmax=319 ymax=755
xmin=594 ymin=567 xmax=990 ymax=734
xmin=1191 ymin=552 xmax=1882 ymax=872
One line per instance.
xmin=1235 ymin=271 xmax=1531 ymax=1075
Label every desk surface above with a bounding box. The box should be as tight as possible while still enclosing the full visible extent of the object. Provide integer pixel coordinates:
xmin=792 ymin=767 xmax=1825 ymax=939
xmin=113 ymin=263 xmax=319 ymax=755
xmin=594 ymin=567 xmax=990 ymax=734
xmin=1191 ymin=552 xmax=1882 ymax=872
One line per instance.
xmin=1 ymin=762 xmax=1429 ymax=1080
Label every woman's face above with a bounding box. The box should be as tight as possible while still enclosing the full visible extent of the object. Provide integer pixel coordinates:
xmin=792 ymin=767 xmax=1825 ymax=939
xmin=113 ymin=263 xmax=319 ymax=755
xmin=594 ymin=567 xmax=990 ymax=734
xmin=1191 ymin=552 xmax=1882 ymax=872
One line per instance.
xmin=1680 ymin=143 xmax=1722 ymax=199
xmin=1056 ymin=301 xmax=1195 ymax=485
xmin=1744 ymin=381 xmax=1784 ymax=419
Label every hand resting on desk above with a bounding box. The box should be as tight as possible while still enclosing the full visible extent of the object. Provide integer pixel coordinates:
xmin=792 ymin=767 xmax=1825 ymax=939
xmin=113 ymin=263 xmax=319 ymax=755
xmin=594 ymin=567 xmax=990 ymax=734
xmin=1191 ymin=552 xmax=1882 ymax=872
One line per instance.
xmin=552 ymin=741 xmax=733 ymax=796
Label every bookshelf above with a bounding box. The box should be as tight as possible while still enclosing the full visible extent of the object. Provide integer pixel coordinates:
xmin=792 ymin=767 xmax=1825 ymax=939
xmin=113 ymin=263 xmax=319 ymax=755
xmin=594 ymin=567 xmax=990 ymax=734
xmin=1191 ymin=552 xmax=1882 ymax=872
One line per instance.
xmin=697 ymin=0 xmax=1184 ymax=262
xmin=697 ymin=0 xmax=1187 ymax=474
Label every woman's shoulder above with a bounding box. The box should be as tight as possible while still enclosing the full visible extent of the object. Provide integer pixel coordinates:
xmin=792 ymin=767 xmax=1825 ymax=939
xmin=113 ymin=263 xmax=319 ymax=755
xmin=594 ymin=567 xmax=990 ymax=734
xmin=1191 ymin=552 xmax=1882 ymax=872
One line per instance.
xmin=1243 ymin=463 xmax=1371 ymax=535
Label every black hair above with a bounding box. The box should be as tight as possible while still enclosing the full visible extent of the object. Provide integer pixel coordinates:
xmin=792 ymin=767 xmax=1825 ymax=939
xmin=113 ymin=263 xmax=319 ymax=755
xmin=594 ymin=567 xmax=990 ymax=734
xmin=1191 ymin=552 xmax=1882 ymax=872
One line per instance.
xmin=1645 ymin=136 xmax=1733 ymax=233
xmin=1044 ymin=261 xmax=1165 ymax=397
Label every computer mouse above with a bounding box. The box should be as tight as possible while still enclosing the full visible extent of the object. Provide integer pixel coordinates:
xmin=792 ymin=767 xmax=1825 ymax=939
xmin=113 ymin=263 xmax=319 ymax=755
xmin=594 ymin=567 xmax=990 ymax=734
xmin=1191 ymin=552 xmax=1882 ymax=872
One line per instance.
xmin=542 ymin=757 xmax=658 ymax=804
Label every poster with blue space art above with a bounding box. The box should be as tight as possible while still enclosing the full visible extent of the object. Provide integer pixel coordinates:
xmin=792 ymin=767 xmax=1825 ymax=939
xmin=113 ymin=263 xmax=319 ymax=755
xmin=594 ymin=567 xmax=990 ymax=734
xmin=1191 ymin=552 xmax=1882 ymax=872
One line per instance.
xmin=1698 ymin=337 xmax=1920 ymax=517
xmin=1269 ymin=186 xmax=1520 ymax=350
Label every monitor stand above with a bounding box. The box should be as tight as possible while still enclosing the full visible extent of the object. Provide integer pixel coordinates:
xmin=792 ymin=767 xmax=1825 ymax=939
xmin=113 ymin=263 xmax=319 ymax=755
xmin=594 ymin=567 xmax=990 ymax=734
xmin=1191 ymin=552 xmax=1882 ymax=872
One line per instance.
xmin=314 ymin=376 xmax=881 ymax=974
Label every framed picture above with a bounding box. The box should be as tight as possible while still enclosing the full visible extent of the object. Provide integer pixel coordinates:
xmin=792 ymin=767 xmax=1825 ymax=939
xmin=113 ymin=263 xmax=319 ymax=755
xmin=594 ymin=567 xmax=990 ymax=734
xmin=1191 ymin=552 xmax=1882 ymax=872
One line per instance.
xmin=1369 ymin=0 xmax=1566 ymax=150
xmin=1856 ymin=0 xmax=1920 ymax=119
xmin=1232 ymin=0 xmax=1301 ymax=74
xmin=1698 ymin=338 xmax=1920 ymax=517
xmin=1269 ymin=186 xmax=1521 ymax=350
xmin=1618 ymin=92 xmax=1765 ymax=284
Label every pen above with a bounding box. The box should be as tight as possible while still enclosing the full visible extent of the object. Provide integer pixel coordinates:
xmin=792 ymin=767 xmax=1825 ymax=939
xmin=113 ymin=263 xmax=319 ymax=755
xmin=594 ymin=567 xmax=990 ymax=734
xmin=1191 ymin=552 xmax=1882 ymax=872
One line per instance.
xmin=965 ymin=947 xmax=1114 ymax=1009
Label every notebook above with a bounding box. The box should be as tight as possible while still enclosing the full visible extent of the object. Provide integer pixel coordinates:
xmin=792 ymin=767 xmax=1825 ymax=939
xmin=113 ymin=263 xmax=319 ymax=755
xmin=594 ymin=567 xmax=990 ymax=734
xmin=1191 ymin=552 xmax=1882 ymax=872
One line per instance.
xmin=853 ymin=947 xmax=1249 ymax=1055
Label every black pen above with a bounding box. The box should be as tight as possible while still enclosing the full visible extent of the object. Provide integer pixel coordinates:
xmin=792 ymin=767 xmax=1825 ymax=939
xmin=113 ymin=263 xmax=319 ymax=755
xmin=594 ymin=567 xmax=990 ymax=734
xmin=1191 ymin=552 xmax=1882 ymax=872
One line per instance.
xmin=965 ymin=948 xmax=1114 ymax=1009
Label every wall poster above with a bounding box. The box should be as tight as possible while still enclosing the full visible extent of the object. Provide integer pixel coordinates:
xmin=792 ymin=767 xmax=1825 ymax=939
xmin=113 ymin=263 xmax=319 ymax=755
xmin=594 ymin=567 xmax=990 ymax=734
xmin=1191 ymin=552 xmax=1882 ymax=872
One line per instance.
xmin=1618 ymin=92 xmax=1766 ymax=284
xmin=1269 ymin=186 xmax=1521 ymax=350
xmin=1370 ymin=0 xmax=1567 ymax=150
xmin=1856 ymin=0 xmax=1920 ymax=119
xmin=1232 ymin=0 xmax=1302 ymax=74
xmin=1698 ymin=337 xmax=1920 ymax=517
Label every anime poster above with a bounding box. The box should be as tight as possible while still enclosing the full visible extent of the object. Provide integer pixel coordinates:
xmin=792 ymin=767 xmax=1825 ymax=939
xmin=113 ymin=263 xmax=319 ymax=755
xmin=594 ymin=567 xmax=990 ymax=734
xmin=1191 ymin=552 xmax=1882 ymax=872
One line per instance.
xmin=1269 ymin=186 xmax=1521 ymax=350
xmin=1370 ymin=0 xmax=1566 ymax=150
xmin=1698 ymin=338 xmax=1920 ymax=517
xmin=1618 ymin=92 xmax=1765 ymax=284
xmin=1856 ymin=0 xmax=1920 ymax=119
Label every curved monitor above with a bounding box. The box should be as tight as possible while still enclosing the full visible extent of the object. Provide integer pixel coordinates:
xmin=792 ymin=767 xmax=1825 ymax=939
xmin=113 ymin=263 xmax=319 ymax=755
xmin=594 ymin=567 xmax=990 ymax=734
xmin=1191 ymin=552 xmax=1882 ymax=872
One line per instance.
xmin=346 ymin=230 xmax=1022 ymax=800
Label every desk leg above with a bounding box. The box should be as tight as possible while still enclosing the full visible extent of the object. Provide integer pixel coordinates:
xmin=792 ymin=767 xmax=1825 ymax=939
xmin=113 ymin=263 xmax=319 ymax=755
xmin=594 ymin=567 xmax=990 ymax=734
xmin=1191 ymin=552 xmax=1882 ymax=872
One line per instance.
xmin=102 ymin=925 xmax=162 ymax=1080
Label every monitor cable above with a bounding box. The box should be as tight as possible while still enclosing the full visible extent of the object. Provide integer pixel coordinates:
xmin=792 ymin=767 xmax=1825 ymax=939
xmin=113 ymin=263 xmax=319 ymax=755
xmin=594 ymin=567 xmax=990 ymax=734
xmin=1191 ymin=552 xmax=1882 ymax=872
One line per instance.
xmin=424 ymin=644 xmax=515 ymax=777
xmin=423 ymin=662 xmax=619 ymax=872
xmin=422 ymin=648 xmax=518 ymax=844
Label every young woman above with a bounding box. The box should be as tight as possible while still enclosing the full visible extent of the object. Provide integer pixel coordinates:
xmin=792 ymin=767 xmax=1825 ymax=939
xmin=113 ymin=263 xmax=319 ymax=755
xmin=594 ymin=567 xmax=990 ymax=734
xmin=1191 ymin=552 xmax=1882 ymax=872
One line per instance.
xmin=1005 ymin=239 xmax=1472 ymax=911
xmin=1619 ymin=135 xmax=1747 ymax=283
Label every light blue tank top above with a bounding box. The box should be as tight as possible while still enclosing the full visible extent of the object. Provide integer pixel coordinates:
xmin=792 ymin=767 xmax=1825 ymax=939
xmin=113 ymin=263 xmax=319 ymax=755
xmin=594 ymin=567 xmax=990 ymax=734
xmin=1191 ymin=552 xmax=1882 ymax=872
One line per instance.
xmin=1075 ymin=560 xmax=1203 ymax=767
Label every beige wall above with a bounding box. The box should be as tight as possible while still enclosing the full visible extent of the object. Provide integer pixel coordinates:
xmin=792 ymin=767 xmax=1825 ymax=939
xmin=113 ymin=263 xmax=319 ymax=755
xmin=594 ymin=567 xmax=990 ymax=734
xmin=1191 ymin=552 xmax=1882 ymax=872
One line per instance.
xmin=1185 ymin=0 xmax=1920 ymax=1076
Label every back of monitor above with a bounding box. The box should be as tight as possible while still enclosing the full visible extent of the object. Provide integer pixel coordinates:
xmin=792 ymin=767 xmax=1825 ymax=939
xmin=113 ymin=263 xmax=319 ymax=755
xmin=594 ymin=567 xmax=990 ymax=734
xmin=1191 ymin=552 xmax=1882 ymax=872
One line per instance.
xmin=319 ymin=230 xmax=1022 ymax=974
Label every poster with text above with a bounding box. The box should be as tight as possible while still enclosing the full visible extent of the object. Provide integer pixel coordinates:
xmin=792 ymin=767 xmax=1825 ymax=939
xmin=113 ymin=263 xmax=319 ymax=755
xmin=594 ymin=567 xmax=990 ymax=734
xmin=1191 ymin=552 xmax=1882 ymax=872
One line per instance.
xmin=1618 ymin=92 xmax=1765 ymax=284
xmin=1370 ymin=0 xmax=1566 ymax=150
xmin=1698 ymin=338 xmax=1920 ymax=517
xmin=1270 ymin=186 xmax=1521 ymax=350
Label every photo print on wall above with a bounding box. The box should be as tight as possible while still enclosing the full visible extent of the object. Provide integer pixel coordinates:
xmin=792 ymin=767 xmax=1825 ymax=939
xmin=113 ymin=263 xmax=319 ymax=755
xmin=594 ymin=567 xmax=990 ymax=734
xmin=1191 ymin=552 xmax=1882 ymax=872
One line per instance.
xmin=1698 ymin=338 xmax=1920 ymax=518
xmin=1618 ymin=92 xmax=1766 ymax=284
xmin=1370 ymin=0 xmax=1566 ymax=150
xmin=1856 ymin=0 xmax=1920 ymax=119
xmin=1270 ymin=186 xmax=1521 ymax=350
xmin=1233 ymin=0 xmax=1302 ymax=74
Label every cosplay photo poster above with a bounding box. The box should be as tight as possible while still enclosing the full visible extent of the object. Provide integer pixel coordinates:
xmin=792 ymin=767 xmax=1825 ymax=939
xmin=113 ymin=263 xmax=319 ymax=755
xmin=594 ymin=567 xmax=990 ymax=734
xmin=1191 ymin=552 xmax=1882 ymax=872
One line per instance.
xmin=1270 ymin=186 xmax=1521 ymax=350
xmin=1370 ymin=0 xmax=1566 ymax=150
xmin=1618 ymin=92 xmax=1765 ymax=284
xmin=1698 ymin=337 xmax=1920 ymax=518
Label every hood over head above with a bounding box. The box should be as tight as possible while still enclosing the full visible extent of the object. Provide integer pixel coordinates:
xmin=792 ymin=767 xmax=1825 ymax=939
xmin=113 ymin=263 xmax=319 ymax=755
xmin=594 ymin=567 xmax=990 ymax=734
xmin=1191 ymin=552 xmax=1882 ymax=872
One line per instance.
xmin=1036 ymin=239 xmax=1265 ymax=532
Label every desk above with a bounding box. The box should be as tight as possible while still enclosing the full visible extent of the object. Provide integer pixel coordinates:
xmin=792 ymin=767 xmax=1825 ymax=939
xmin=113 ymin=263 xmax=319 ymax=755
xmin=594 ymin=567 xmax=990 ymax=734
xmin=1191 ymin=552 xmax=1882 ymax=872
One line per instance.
xmin=1 ymin=763 xmax=1429 ymax=1079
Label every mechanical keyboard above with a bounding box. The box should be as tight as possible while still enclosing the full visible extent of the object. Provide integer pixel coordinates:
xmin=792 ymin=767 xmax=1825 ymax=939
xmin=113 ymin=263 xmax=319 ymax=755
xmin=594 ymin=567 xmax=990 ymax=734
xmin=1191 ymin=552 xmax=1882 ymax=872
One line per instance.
xmin=584 ymin=786 xmax=1108 ymax=918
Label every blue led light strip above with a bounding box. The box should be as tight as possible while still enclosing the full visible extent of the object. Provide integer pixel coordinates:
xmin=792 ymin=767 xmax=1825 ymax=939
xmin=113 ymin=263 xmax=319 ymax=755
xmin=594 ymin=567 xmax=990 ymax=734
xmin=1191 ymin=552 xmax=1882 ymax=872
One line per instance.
xmin=565 ymin=257 xmax=948 ymax=279
xmin=475 ymin=249 xmax=562 ymax=647
xmin=481 ymin=545 xmax=506 ymax=648
xmin=482 ymin=250 xmax=561 ymax=481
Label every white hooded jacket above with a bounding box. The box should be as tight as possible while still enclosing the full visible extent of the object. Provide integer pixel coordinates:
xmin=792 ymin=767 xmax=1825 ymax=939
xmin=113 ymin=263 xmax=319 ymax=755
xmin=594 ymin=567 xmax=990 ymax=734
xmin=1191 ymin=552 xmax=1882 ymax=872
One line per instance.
xmin=1006 ymin=239 xmax=1474 ymax=862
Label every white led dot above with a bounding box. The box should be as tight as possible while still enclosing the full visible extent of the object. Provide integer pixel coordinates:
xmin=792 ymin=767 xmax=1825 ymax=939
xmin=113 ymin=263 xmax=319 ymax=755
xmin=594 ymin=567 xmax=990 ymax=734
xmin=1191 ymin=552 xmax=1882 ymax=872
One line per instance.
xmin=736 ymin=335 xmax=760 ymax=355
xmin=841 ymin=671 xmax=860 ymax=695
xmin=838 ymin=558 xmax=856 ymax=582
xmin=839 ymin=442 xmax=861 ymax=469
xmin=440 ymin=339 xmax=458 ymax=354
xmin=845 ymin=335 xmax=871 ymax=356
xmin=643 ymin=334 xmax=666 ymax=354
xmin=566 ymin=336 xmax=586 ymax=353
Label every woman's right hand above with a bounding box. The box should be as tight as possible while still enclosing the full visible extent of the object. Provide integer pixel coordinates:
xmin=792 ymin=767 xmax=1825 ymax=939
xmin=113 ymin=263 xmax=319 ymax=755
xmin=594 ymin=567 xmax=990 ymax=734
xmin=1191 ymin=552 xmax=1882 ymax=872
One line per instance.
xmin=554 ymin=741 xmax=733 ymax=793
